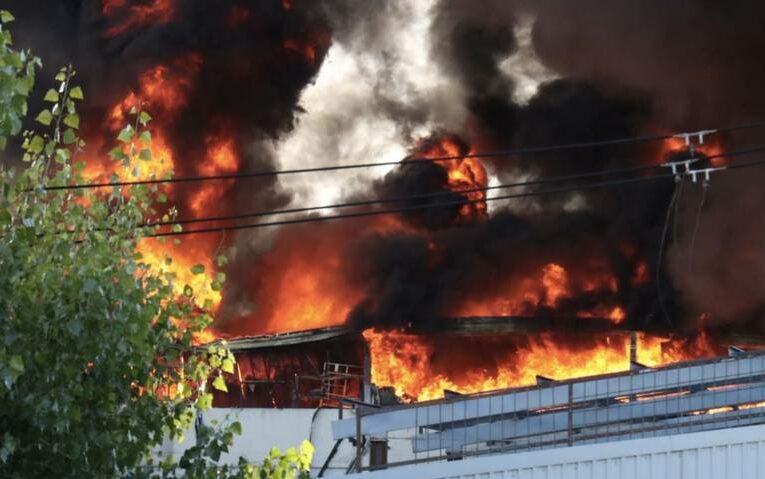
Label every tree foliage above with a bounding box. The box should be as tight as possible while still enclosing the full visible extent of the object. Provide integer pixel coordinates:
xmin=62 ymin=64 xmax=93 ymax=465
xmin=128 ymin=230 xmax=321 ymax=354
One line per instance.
xmin=0 ymin=13 xmax=312 ymax=479
xmin=0 ymin=10 xmax=38 ymax=151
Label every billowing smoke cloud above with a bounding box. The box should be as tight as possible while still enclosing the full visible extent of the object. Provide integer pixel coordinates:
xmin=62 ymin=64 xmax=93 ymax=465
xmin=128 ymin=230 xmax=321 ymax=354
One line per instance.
xmin=338 ymin=0 xmax=765 ymax=332
xmin=8 ymin=0 xmax=765 ymax=335
xmin=6 ymin=0 xmax=336 ymax=334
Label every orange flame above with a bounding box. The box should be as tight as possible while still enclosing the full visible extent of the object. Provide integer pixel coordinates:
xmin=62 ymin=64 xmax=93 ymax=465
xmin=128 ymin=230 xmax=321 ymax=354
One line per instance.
xmin=363 ymin=329 xmax=719 ymax=402
xmin=189 ymin=136 xmax=240 ymax=216
xmin=415 ymin=136 xmax=488 ymax=221
xmin=85 ymin=55 xmax=201 ymax=183
xmin=80 ymin=53 xmax=223 ymax=345
xmin=456 ymin=262 xmax=625 ymax=323
xmin=102 ymin=0 xmax=175 ymax=37
xmin=660 ymin=136 xmax=725 ymax=167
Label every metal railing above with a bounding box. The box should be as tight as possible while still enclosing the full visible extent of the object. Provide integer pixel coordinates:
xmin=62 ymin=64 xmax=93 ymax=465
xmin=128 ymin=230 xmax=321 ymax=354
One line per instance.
xmin=332 ymin=351 xmax=765 ymax=472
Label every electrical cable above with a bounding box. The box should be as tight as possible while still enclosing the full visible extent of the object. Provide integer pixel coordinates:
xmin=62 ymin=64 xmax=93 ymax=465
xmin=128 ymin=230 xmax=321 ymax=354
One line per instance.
xmin=144 ymin=155 xmax=765 ymax=237
xmin=147 ymin=163 xmax=662 ymax=227
xmin=688 ymin=182 xmax=708 ymax=274
xmin=655 ymin=181 xmax=680 ymax=329
xmin=144 ymin=145 xmax=765 ymax=228
xmin=148 ymin=172 xmax=679 ymax=238
xmin=37 ymin=120 xmax=765 ymax=191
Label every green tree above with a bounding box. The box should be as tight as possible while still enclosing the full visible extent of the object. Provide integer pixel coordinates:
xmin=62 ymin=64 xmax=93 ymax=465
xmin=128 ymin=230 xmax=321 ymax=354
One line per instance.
xmin=0 ymin=10 xmax=38 ymax=151
xmin=0 ymin=12 xmax=312 ymax=479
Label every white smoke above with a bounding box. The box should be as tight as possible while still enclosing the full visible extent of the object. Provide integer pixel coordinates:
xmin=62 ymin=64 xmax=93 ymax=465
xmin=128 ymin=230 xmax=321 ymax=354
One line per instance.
xmin=276 ymin=1 xmax=556 ymax=214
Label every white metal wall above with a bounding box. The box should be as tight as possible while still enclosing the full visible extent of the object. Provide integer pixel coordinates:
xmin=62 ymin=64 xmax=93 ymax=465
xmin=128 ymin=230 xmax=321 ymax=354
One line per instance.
xmin=357 ymin=423 xmax=765 ymax=479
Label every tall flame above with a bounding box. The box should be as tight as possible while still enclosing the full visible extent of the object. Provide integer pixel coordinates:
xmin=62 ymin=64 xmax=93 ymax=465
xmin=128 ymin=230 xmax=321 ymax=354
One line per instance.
xmin=363 ymin=329 xmax=720 ymax=402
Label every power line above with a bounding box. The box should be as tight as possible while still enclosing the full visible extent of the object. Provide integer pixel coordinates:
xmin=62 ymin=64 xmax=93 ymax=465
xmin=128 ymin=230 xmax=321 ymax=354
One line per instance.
xmin=145 ymin=156 xmax=765 ymax=238
xmin=149 ymin=164 xmax=662 ymax=227
xmin=40 ymin=120 xmax=765 ymax=191
xmin=145 ymin=145 xmax=765 ymax=228
xmin=148 ymin=173 xmax=676 ymax=238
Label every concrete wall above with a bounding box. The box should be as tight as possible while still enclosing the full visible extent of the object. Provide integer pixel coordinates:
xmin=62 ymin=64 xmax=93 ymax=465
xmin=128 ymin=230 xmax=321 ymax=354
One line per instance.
xmin=356 ymin=423 xmax=765 ymax=479
xmin=157 ymin=408 xmax=358 ymax=476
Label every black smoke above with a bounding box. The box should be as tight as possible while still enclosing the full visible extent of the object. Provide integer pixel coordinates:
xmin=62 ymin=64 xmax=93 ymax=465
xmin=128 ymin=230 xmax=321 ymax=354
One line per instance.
xmin=343 ymin=0 xmax=765 ymax=333
xmin=8 ymin=0 xmax=765 ymax=334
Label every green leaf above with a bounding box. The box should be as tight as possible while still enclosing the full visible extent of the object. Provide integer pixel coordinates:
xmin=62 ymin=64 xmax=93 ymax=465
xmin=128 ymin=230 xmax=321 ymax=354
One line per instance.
xmin=117 ymin=125 xmax=135 ymax=143
xmin=44 ymin=89 xmax=59 ymax=103
xmin=197 ymin=393 xmax=213 ymax=410
xmin=69 ymin=86 xmax=84 ymax=100
xmin=191 ymin=264 xmax=205 ymax=275
xmin=140 ymin=130 xmax=152 ymax=144
xmin=28 ymin=135 xmax=44 ymax=155
xmin=139 ymin=111 xmax=152 ymax=126
xmin=212 ymin=375 xmax=228 ymax=392
xmin=35 ymin=109 xmax=53 ymax=126
xmin=139 ymin=148 xmax=152 ymax=161
xmin=81 ymin=281 xmax=99 ymax=297
xmin=109 ymin=147 xmax=126 ymax=161
xmin=229 ymin=421 xmax=242 ymax=435
xmin=54 ymin=148 xmax=71 ymax=163
xmin=221 ymin=358 xmax=235 ymax=374
xmin=63 ymin=113 xmax=80 ymax=129
xmin=0 ymin=11 xmax=15 ymax=23
xmin=62 ymin=128 xmax=77 ymax=145
xmin=9 ymin=355 xmax=24 ymax=373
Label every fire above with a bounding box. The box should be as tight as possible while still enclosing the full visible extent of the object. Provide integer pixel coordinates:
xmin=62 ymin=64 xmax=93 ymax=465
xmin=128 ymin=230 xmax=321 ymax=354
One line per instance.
xmin=283 ymin=39 xmax=318 ymax=64
xmin=363 ymin=329 xmax=720 ymax=402
xmin=660 ymin=136 xmax=725 ymax=167
xmin=541 ymin=263 xmax=567 ymax=306
xmin=111 ymin=56 xmax=200 ymax=123
xmin=77 ymin=51 xmax=225 ymax=344
xmin=189 ymin=136 xmax=240 ymax=216
xmin=415 ymin=136 xmax=488 ymax=221
xmin=102 ymin=0 xmax=175 ymax=37
xmin=136 ymin=239 xmax=221 ymax=308
xmin=223 ymin=225 xmax=365 ymax=335
xmin=457 ymin=262 xmax=625 ymax=323
xmin=632 ymin=261 xmax=649 ymax=285
xmin=84 ymin=56 xmax=201 ymax=182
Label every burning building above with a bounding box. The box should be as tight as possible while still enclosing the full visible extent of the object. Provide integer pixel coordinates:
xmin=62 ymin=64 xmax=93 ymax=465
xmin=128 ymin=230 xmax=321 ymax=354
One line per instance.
xmin=6 ymin=1 xmax=765 ymax=474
